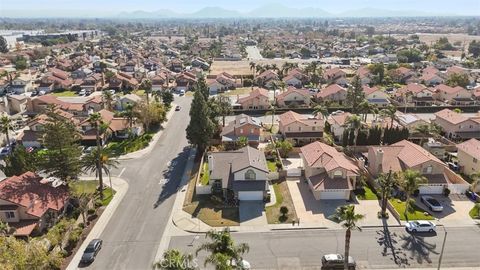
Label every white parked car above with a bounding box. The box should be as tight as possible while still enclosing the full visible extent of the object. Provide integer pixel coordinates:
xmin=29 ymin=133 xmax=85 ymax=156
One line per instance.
xmin=405 ymin=220 xmax=436 ymax=233
xmin=421 ymin=195 xmax=444 ymax=212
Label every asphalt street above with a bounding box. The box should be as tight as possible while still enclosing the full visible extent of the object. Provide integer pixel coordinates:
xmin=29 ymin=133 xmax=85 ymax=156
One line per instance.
xmin=81 ymin=95 xmax=192 ymax=270
xmin=169 ymin=226 xmax=480 ymax=269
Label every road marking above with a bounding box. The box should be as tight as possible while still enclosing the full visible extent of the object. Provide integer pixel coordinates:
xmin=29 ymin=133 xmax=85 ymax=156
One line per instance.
xmin=117 ymin=167 xmax=126 ymax=178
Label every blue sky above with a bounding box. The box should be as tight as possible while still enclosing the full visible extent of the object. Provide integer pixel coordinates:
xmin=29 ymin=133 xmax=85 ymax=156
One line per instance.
xmin=1 ymin=0 xmax=479 ymax=16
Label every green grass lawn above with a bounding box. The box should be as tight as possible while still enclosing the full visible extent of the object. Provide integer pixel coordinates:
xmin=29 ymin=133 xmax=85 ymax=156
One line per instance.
xmin=267 ymin=160 xmax=278 ymax=172
xmin=389 ymin=199 xmax=434 ymax=220
xmin=356 ymin=185 xmax=379 ymax=200
xmin=265 ymin=180 xmax=297 ymax=224
xmin=70 ymin=180 xmax=116 ymax=206
xmin=106 ymin=133 xmax=153 ymax=156
xmin=200 ymin=162 xmax=209 ymax=185
xmin=52 ymin=90 xmax=77 ymax=97
xmin=469 ymin=205 xmax=480 ymax=219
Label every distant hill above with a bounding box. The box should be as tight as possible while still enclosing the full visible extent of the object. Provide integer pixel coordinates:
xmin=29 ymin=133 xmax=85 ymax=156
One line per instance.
xmin=118 ymin=9 xmax=179 ymax=19
xmin=188 ymin=7 xmax=242 ymax=18
xmin=337 ymin=7 xmax=444 ymax=18
xmin=248 ymin=3 xmax=331 ymax=18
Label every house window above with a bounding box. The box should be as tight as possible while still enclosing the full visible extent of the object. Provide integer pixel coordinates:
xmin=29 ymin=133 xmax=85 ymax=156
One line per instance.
xmin=5 ymin=211 xmax=15 ymax=219
xmin=240 ymin=128 xmax=243 ymax=134
xmin=333 ymin=170 xmax=342 ymax=178
xmin=250 ymin=128 xmax=254 ymax=134
xmin=312 ymin=127 xmax=316 ymax=131
xmin=287 ymin=127 xmax=291 ymax=131
xmin=424 ymin=165 xmax=433 ymax=174
xmin=474 ymin=158 xmax=478 ymax=163
xmin=245 ymin=169 xmax=256 ymax=180
xmin=298 ymin=127 xmax=301 ymax=131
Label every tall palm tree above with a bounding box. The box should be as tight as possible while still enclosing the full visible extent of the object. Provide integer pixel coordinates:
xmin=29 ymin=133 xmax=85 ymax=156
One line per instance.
xmin=397 ymin=169 xmax=427 ymax=220
xmin=330 ymin=205 xmax=364 ymax=270
xmin=0 ymin=115 xmax=13 ymax=149
xmin=358 ymin=100 xmax=372 ymax=122
xmin=415 ymin=123 xmax=441 ymax=146
xmin=102 ymin=90 xmax=114 ymax=111
xmin=141 ymin=79 xmax=153 ymax=105
xmin=313 ymin=104 xmax=329 ymax=121
xmin=376 ymin=171 xmax=396 ymax=218
xmin=345 ymin=114 xmax=363 ymax=147
xmin=82 ymin=147 xmax=119 ymax=198
xmin=215 ymin=95 xmax=233 ymax=127
xmin=87 ymin=112 xmax=105 ymax=198
xmin=196 ymin=229 xmax=249 ymax=269
xmin=379 ymin=104 xmax=398 ymax=128
xmin=123 ymin=103 xmax=136 ymax=133
xmin=153 ymin=249 xmax=195 ymax=270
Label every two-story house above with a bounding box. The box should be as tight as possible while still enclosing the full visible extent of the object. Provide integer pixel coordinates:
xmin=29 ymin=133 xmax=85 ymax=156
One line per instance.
xmin=327 ymin=111 xmax=352 ymax=142
xmin=301 ymin=141 xmax=360 ymax=200
xmin=432 ymin=84 xmax=473 ymax=105
xmin=220 ymin=114 xmax=262 ymax=148
xmin=276 ymin=87 xmax=311 ymax=108
xmin=456 ymin=138 xmax=480 ymax=177
xmin=278 ymin=111 xmax=324 ymax=146
xmin=368 ymin=140 xmax=469 ymax=194
xmin=323 ymin=68 xmax=348 ymax=86
xmin=316 ymin=84 xmax=347 ymax=105
xmin=363 ymin=86 xmax=390 ymax=107
xmin=207 ymin=146 xmax=269 ymax=201
xmin=236 ymin=88 xmax=270 ymax=110
xmin=395 ymin=83 xmax=435 ymax=106
xmin=0 ymin=171 xmax=69 ymax=236
xmin=433 ymin=109 xmax=480 ymax=140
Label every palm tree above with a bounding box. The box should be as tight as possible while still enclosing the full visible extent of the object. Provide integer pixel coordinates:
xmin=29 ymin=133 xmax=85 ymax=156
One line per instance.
xmin=123 ymin=103 xmax=136 ymax=133
xmin=376 ymin=171 xmax=396 ymax=218
xmin=153 ymin=249 xmax=195 ymax=270
xmin=215 ymin=95 xmax=233 ymax=127
xmin=196 ymin=228 xmax=250 ymax=269
xmin=313 ymin=104 xmax=329 ymax=121
xmin=415 ymin=123 xmax=441 ymax=146
xmin=0 ymin=115 xmax=13 ymax=148
xmin=102 ymin=90 xmax=114 ymax=111
xmin=379 ymin=104 xmax=398 ymax=128
xmin=330 ymin=205 xmax=364 ymax=270
xmin=397 ymin=169 xmax=427 ymax=220
xmin=82 ymin=147 xmax=119 ymax=198
xmin=358 ymin=100 xmax=372 ymax=122
xmin=87 ymin=112 xmax=106 ymax=198
xmin=141 ymin=79 xmax=153 ymax=105
xmin=345 ymin=114 xmax=363 ymax=147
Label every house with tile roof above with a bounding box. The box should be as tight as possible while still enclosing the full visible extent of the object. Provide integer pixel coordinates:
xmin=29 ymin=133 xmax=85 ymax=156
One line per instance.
xmin=367 ymin=140 xmax=469 ymax=194
xmin=456 ymin=138 xmax=480 ymax=177
xmin=207 ymin=146 xmax=269 ymax=201
xmin=220 ymin=114 xmax=262 ymax=148
xmin=363 ymin=86 xmax=390 ymax=107
xmin=236 ymin=88 xmax=270 ymax=110
xmin=316 ymin=84 xmax=347 ymax=105
xmin=255 ymin=70 xmax=279 ymax=88
xmin=323 ymin=68 xmax=348 ymax=86
xmin=301 ymin=141 xmax=360 ymax=200
xmin=327 ymin=111 xmax=352 ymax=142
xmin=432 ymin=84 xmax=473 ymax=105
xmin=0 ymin=172 xmax=69 ymax=236
xmin=395 ymin=83 xmax=435 ymax=106
xmin=433 ymin=109 xmax=480 ymax=140
xmin=278 ymin=111 xmax=324 ymax=146
xmin=276 ymin=87 xmax=311 ymax=108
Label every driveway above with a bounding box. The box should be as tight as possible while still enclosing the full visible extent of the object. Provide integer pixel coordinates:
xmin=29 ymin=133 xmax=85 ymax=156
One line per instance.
xmin=245 ymin=46 xmax=263 ymax=60
xmin=239 ymin=201 xmax=268 ymax=226
xmin=415 ymin=194 xmax=476 ymax=226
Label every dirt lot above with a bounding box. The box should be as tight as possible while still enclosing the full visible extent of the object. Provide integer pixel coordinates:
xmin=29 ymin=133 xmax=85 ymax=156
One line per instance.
xmin=210 ymin=58 xmax=317 ymax=76
xmin=392 ymin=33 xmax=480 ymax=46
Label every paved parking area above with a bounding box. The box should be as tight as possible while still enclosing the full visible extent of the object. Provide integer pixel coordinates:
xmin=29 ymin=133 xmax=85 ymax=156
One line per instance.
xmin=239 ymin=201 xmax=268 ymax=226
xmin=415 ymin=194 xmax=476 ymax=226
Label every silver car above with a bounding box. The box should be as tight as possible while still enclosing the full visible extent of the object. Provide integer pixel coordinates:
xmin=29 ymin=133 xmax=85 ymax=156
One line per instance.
xmin=421 ymin=195 xmax=443 ymax=212
xmin=405 ymin=220 xmax=436 ymax=233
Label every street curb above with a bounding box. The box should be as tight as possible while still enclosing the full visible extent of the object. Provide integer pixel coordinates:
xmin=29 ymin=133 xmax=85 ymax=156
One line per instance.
xmin=271 ymin=226 xmax=328 ymax=231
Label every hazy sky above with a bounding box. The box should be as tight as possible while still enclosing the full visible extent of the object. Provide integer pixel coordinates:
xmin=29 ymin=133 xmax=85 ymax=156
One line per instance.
xmin=1 ymin=0 xmax=479 ymax=16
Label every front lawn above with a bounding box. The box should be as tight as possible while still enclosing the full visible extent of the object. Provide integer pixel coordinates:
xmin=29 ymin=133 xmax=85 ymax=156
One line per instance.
xmin=389 ymin=199 xmax=434 ymax=220
xmin=70 ymin=180 xmax=116 ymax=207
xmin=106 ymin=133 xmax=153 ymax=156
xmin=469 ymin=205 xmax=480 ymax=219
xmin=356 ymin=185 xmax=379 ymax=200
xmin=52 ymin=90 xmax=77 ymax=97
xmin=265 ymin=180 xmax=297 ymax=224
xmin=183 ymin=159 xmax=239 ymax=226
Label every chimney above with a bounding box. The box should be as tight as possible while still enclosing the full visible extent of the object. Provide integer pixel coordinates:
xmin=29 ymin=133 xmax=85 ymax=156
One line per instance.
xmin=376 ymin=148 xmax=384 ymax=174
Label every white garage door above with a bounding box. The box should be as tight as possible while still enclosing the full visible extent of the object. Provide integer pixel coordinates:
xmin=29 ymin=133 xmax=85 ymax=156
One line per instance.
xmin=238 ymin=191 xmax=263 ymax=201
xmin=419 ymin=185 xmax=444 ymax=195
xmin=319 ymin=190 xmax=349 ymax=200
xmin=287 ymin=168 xmax=302 ymax=177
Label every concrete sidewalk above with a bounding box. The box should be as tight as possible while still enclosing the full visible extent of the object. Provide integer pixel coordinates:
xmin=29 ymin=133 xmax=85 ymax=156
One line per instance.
xmin=116 ymin=103 xmax=176 ymax=160
xmin=66 ymin=177 xmax=129 ymax=270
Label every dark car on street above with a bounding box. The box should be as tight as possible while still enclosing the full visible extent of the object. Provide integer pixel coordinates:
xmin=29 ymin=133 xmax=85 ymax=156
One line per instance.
xmin=80 ymin=239 xmax=102 ymax=264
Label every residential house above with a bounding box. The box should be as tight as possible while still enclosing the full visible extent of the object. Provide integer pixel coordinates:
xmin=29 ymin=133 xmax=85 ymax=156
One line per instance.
xmin=278 ymin=111 xmax=324 ymax=146
xmin=71 ymin=68 xmax=93 ymax=79
xmin=38 ymin=68 xmax=73 ymax=92
xmin=301 ymin=141 xmax=360 ymax=200
xmin=0 ymin=95 xmax=28 ymax=115
xmin=80 ymin=109 xmax=140 ymax=144
xmin=255 ymin=70 xmax=278 ymax=88
xmin=395 ymin=83 xmax=435 ymax=106
xmin=81 ymin=73 xmax=104 ymax=92
xmin=175 ymin=72 xmax=197 ymax=91
xmin=323 ymin=68 xmax=348 ymax=86
xmin=316 ymin=84 xmax=347 ymax=105
xmin=327 ymin=111 xmax=352 ymax=142
xmin=191 ymin=58 xmax=210 ymax=70
xmin=236 ymin=88 xmax=270 ymax=110
xmin=27 ymin=94 xmax=103 ymax=116
xmin=10 ymin=73 xmax=34 ymax=94
xmin=117 ymin=93 xmax=142 ymax=111
xmin=207 ymin=146 xmax=269 ymax=201
xmin=220 ymin=114 xmax=262 ymax=148
xmin=282 ymin=74 xmax=303 ymax=88
xmin=390 ymin=67 xmax=416 ymax=84
xmin=456 ymin=138 xmax=480 ymax=176
xmin=433 ymin=109 xmax=480 ymax=139
xmin=420 ymin=67 xmax=444 ymax=86
xmin=363 ymin=86 xmax=390 ymax=107
xmin=395 ymin=111 xmax=428 ymax=132
xmin=276 ymin=87 xmax=311 ymax=108
xmin=432 ymin=84 xmax=473 ymax=105
xmin=151 ymin=73 xmax=168 ymax=92
xmin=109 ymin=72 xmax=139 ymax=91
xmin=0 ymin=171 xmax=69 ymax=236
xmin=367 ymin=140 xmax=469 ymax=194
xmin=357 ymin=66 xmax=372 ymax=85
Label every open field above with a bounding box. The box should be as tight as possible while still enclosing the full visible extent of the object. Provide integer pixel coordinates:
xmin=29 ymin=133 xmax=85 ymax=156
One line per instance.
xmin=392 ymin=33 xmax=480 ymax=46
xmin=210 ymin=58 xmax=317 ymax=76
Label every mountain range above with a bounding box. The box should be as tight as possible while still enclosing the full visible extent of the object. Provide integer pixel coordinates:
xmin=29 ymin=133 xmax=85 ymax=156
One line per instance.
xmin=117 ymin=4 xmax=456 ymax=19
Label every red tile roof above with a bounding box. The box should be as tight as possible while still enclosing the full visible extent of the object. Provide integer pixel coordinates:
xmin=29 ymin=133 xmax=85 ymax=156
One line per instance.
xmin=457 ymin=138 xmax=480 ymax=161
xmin=301 ymin=141 xmax=359 ymax=174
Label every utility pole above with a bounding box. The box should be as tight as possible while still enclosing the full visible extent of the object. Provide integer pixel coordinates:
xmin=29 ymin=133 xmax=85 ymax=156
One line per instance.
xmin=437 ymin=226 xmax=447 ymax=270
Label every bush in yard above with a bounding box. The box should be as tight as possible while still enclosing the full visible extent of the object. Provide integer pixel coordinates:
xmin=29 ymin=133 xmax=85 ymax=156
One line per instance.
xmin=443 ymin=187 xmax=451 ymax=197
xmin=280 ymin=206 xmax=289 ymax=217
xmin=87 ymin=209 xmax=96 ymax=215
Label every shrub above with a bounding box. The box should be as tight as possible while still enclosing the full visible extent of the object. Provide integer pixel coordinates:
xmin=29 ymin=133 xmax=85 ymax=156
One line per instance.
xmin=413 ymin=189 xmax=420 ymax=197
xmin=280 ymin=206 xmax=289 ymax=217
xmin=443 ymin=187 xmax=451 ymax=197
xmin=87 ymin=209 xmax=96 ymax=215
